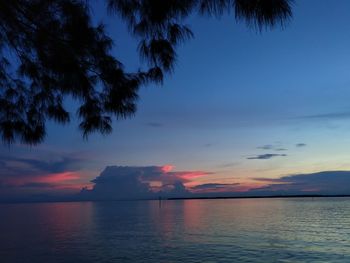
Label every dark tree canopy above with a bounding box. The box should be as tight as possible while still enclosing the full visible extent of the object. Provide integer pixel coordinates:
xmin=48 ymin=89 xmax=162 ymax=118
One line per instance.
xmin=0 ymin=0 xmax=293 ymax=145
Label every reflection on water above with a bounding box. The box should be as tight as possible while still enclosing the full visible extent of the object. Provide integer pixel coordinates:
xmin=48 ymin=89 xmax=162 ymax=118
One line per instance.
xmin=1 ymin=198 xmax=350 ymax=262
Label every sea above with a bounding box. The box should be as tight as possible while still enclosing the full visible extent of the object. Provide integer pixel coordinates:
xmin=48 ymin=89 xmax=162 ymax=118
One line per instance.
xmin=1 ymin=197 xmax=350 ymax=262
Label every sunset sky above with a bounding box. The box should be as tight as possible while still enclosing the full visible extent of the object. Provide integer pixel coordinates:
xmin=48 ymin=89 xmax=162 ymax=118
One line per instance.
xmin=2 ymin=0 xmax=350 ymax=201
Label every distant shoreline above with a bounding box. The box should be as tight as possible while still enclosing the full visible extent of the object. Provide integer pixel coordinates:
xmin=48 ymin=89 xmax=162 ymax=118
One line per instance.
xmin=2 ymin=194 xmax=350 ymax=205
xmin=167 ymin=194 xmax=350 ymax=200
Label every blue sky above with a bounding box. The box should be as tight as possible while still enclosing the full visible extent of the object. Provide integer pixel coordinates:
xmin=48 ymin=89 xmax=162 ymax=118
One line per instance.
xmin=2 ymin=0 xmax=350 ymax=201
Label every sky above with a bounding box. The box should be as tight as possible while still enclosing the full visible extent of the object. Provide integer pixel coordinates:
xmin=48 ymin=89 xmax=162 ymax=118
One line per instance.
xmin=3 ymin=0 xmax=350 ymax=201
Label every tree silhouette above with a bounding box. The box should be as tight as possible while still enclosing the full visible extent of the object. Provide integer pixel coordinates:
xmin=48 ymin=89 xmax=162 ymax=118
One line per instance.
xmin=0 ymin=0 xmax=292 ymax=145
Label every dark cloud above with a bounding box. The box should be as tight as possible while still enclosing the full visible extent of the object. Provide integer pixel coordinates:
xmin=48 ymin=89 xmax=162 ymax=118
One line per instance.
xmin=217 ymin=162 xmax=238 ymax=168
xmin=79 ymin=166 xmax=212 ymax=200
xmin=18 ymin=182 xmax=56 ymax=188
xmin=299 ymin=111 xmax=350 ymax=120
xmin=257 ymin=145 xmax=274 ymax=150
xmin=296 ymin=143 xmax=306 ymax=147
xmin=257 ymin=144 xmax=287 ymax=152
xmin=166 ymin=181 xmax=188 ymax=195
xmin=191 ymin=183 xmax=240 ymax=191
xmin=145 ymin=122 xmax=164 ymax=127
xmin=252 ymin=171 xmax=350 ymax=195
xmin=0 ymin=151 xmax=87 ymax=202
xmin=82 ymin=166 xmax=152 ymax=200
xmin=247 ymin=154 xmax=287 ymax=160
xmin=0 ymin=155 xmax=81 ymax=175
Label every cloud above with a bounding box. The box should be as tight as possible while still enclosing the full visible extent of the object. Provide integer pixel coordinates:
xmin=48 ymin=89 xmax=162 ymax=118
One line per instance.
xmin=79 ymin=168 xmax=350 ymax=200
xmin=216 ymin=162 xmax=238 ymax=168
xmin=190 ymin=183 xmax=240 ymax=193
xmin=296 ymin=143 xmax=306 ymax=147
xmin=0 ymin=152 xmax=87 ymax=202
xmin=0 ymin=154 xmax=83 ymax=178
xmin=275 ymin=148 xmax=287 ymax=151
xmin=257 ymin=144 xmax=287 ymax=152
xmin=8 ymin=171 xmax=80 ymax=186
xmin=79 ymin=165 xmax=212 ymax=200
xmin=299 ymin=111 xmax=350 ymax=120
xmin=145 ymin=122 xmax=164 ymax=127
xmin=257 ymin=144 xmax=274 ymax=150
xmin=252 ymin=171 xmax=350 ymax=195
xmin=247 ymin=154 xmax=287 ymax=160
xmin=18 ymin=182 xmax=55 ymax=188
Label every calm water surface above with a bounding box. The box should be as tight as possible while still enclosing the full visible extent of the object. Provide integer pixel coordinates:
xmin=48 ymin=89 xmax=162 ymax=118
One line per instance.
xmin=1 ymin=198 xmax=350 ymax=262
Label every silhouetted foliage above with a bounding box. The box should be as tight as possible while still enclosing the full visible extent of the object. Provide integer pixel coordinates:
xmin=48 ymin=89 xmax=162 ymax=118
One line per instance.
xmin=0 ymin=0 xmax=293 ymax=145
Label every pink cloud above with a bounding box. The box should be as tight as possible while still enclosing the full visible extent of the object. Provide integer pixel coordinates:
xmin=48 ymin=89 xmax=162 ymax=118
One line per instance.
xmin=161 ymin=164 xmax=174 ymax=173
xmin=35 ymin=172 xmax=80 ymax=184
xmin=4 ymin=171 xmax=81 ymax=186
xmin=174 ymin=171 xmax=211 ymax=180
xmin=153 ymin=167 xmax=213 ymax=185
